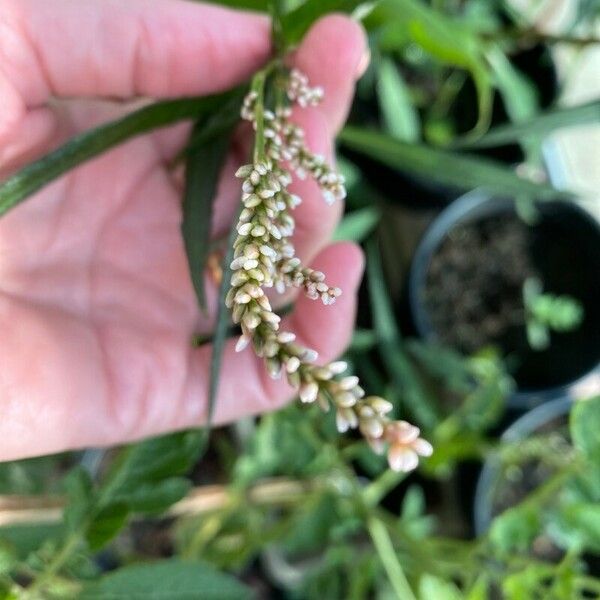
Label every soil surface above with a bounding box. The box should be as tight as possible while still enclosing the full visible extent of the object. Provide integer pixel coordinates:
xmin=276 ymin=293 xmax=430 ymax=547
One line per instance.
xmin=423 ymin=205 xmax=600 ymax=390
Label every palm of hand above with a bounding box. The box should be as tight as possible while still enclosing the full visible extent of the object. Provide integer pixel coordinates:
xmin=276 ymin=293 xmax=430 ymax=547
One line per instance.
xmin=0 ymin=3 xmax=366 ymax=460
xmin=0 ymin=106 xmax=207 ymax=454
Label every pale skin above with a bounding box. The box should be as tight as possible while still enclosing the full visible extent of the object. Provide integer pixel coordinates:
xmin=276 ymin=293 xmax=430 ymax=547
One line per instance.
xmin=0 ymin=0 xmax=368 ymax=460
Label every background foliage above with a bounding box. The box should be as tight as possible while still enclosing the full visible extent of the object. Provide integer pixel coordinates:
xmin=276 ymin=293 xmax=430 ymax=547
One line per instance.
xmin=0 ymin=0 xmax=599 ymax=598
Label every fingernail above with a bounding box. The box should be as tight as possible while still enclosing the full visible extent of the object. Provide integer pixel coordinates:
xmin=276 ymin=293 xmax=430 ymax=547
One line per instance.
xmin=356 ymin=48 xmax=371 ymax=79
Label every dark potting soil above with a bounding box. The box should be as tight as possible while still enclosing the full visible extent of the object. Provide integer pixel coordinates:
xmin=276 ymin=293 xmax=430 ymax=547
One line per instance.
xmin=423 ymin=206 xmax=600 ymax=390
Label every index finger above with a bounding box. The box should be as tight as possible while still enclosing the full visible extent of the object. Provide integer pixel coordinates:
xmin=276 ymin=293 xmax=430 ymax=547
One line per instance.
xmin=0 ymin=0 xmax=271 ymax=107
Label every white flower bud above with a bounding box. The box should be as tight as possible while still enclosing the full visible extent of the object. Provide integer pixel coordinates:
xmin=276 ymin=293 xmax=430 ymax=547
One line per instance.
xmin=277 ymin=332 xmax=296 ymax=344
xmin=299 ymin=382 xmax=319 ymax=403
xmin=235 ymin=335 xmax=251 ymax=353
xmin=243 ymin=259 xmax=259 ymax=271
xmin=328 ymin=361 xmax=348 ymax=375
xmin=339 ymin=376 xmax=359 ymax=391
xmin=286 ymin=356 xmax=301 ymax=374
xmin=237 ymin=222 xmax=252 ymax=236
xmin=235 ymin=165 xmax=253 ymax=178
xmin=251 ymin=225 xmax=266 ymax=237
xmin=303 ymin=349 xmax=319 ymax=362
xmin=336 ymin=392 xmax=357 ymax=408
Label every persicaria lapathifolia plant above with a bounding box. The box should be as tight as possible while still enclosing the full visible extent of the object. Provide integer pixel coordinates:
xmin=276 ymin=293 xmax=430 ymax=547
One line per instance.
xmin=226 ymin=66 xmax=432 ymax=472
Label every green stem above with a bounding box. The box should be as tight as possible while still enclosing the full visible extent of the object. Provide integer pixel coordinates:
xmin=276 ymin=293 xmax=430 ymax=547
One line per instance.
xmin=367 ymin=516 xmax=417 ymax=600
xmin=269 ymin=0 xmax=286 ymax=54
xmin=24 ymin=533 xmax=82 ymax=598
xmin=363 ymin=468 xmax=406 ymax=507
xmin=251 ymin=71 xmax=268 ymax=164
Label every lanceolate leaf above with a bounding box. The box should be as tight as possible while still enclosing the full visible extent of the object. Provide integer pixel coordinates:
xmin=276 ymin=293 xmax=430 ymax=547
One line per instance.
xmin=455 ymin=99 xmax=600 ymax=148
xmin=377 ymin=58 xmax=420 ymax=142
xmin=333 ymin=206 xmax=381 ymax=242
xmin=79 ymin=559 xmax=254 ymax=600
xmin=207 ymin=205 xmax=243 ymax=429
xmin=371 ymin=0 xmax=493 ymax=137
xmin=0 ymin=89 xmax=242 ymax=218
xmin=182 ymin=126 xmax=233 ymax=312
xmin=340 ymin=126 xmax=570 ymax=200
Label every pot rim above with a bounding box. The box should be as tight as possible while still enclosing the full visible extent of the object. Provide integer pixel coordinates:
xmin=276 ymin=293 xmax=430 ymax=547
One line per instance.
xmin=408 ymin=190 xmax=600 ymax=407
xmin=473 ymin=396 xmax=573 ymax=535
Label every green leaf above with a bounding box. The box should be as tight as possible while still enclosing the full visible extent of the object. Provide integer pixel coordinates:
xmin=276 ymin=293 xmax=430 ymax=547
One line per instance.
xmin=419 ymin=574 xmax=464 ymax=600
xmin=340 ymin=126 xmax=569 ymax=201
xmin=407 ymin=340 xmax=472 ymax=393
xmin=101 ymin=431 xmax=203 ymax=500
xmin=0 ymin=524 xmax=64 ymax=560
xmin=79 ymin=559 xmax=254 ymax=600
xmin=372 ymin=0 xmax=493 ymax=136
xmin=333 ymin=207 xmax=381 ymax=241
xmin=486 ymin=45 xmax=539 ymax=161
xmin=282 ymin=492 xmax=341 ymax=556
xmin=376 ymin=58 xmax=420 ymax=142
xmin=465 ymin=577 xmax=489 ymax=600
xmin=207 ymin=203 xmax=243 ymax=430
xmin=234 ymin=404 xmax=320 ymax=485
xmin=366 ymin=239 xmax=440 ymax=428
xmin=458 ymin=99 xmax=600 ymax=149
xmin=86 ymin=503 xmax=129 ymax=551
xmin=555 ymin=502 xmax=600 ymax=553
xmin=367 ymin=517 xmax=416 ymax=600
xmin=0 ymin=89 xmax=242 ymax=218
xmin=63 ymin=467 xmax=94 ymax=532
xmin=501 ymin=563 xmax=555 ymax=600
xmin=571 ymin=395 xmax=600 ymax=462
xmin=400 ymin=485 xmax=435 ymax=539
xmin=114 ymin=478 xmax=192 ymax=515
xmin=182 ymin=126 xmax=233 ymax=312
xmin=281 ymin=0 xmax=365 ymax=46
xmin=62 ymin=431 xmax=204 ymax=552
xmin=487 ymin=46 xmax=538 ymax=125
xmin=489 ymin=505 xmax=540 ymax=554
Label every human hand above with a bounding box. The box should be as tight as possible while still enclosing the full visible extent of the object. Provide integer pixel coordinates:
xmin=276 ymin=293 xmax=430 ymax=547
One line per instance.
xmin=0 ymin=0 xmax=367 ymax=460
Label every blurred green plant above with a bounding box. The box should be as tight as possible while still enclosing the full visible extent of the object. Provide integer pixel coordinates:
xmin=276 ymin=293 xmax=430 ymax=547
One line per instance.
xmin=523 ymin=277 xmax=584 ymax=351
xmin=0 ymin=0 xmax=599 ymax=598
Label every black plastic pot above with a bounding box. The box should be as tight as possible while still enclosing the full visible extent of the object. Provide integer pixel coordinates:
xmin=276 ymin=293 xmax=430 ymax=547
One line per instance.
xmin=409 ymin=191 xmax=600 ymax=409
xmin=473 ymin=396 xmax=571 ymax=535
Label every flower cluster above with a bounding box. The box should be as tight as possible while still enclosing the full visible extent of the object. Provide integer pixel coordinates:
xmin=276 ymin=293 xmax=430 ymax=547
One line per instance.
xmin=227 ymin=69 xmax=432 ymax=472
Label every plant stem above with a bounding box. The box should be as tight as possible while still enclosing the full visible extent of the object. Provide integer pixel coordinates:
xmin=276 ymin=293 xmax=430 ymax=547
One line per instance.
xmin=251 ymin=70 xmax=268 ymax=164
xmin=367 ymin=516 xmax=417 ymax=600
xmin=363 ymin=469 xmax=406 ymax=507
xmin=24 ymin=533 xmax=82 ymax=599
xmin=269 ymin=0 xmax=286 ymax=54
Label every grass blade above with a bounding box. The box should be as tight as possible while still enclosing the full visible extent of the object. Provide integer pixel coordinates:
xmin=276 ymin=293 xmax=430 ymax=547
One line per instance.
xmin=340 ymin=126 xmax=571 ymax=201
xmin=455 ymin=99 xmax=600 ymax=149
xmin=0 ymin=89 xmax=241 ymax=218
xmin=207 ymin=203 xmax=242 ymax=428
xmin=182 ymin=126 xmax=233 ymax=313
xmin=366 ymin=239 xmax=440 ymax=429
xmin=333 ymin=206 xmax=381 ymax=242
xmin=367 ymin=516 xmax=417 ymax=600
xmin=377 ymin=58 xmax=421 ymax=142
